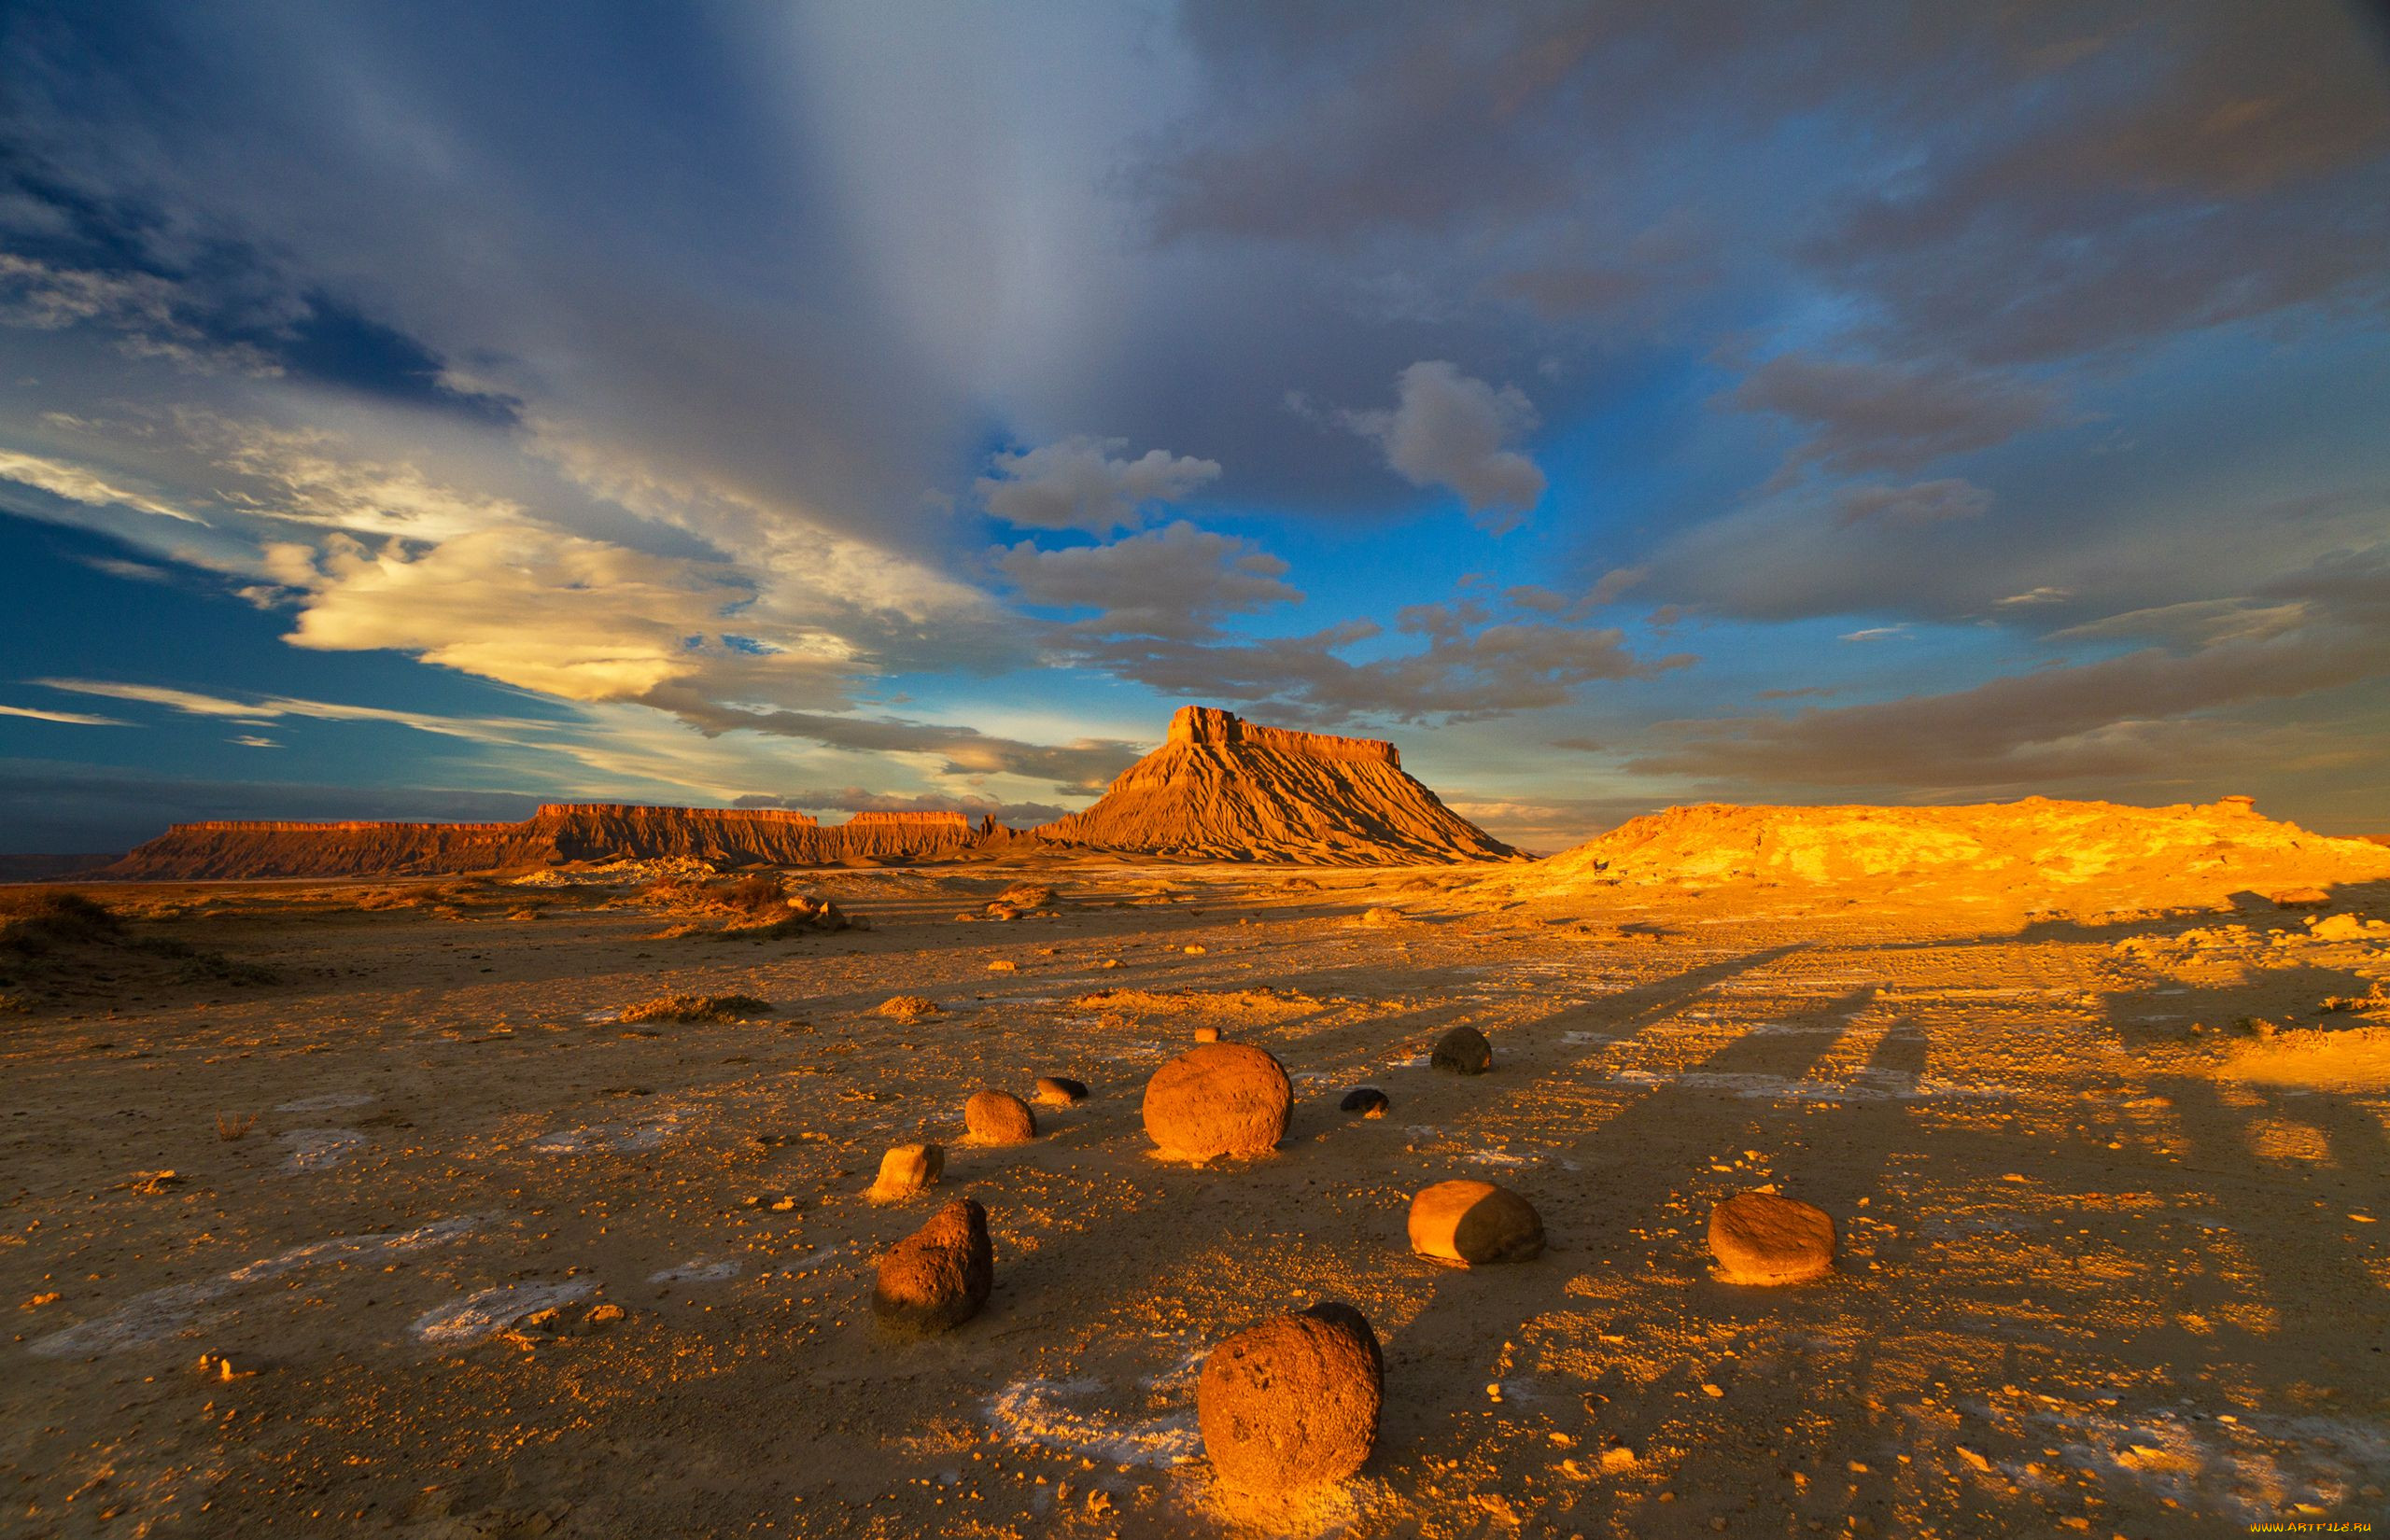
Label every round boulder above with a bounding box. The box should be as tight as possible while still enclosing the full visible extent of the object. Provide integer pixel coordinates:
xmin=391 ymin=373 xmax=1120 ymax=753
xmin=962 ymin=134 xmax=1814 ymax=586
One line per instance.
xmin=1430 ymin=1025 xmax=1492 ymax=1075
xmin=1142 ymin=1043 xmax=1291 ymax=1161
xmin=1708 ymin=1192 xmax=1835 ymax=1285
xmin=963 ymin=1089 xmax=1037 ymax=1145
xmin=1408 ymin=1180 xmax=1544 ymax=1266
xmin=1340 ymin=1087 xmax=1390 ymax=1118
xmin=1033 ymin=1075 xmax=1088 ymax=1107
xmin=871 ymin=1197 xmax=992 ymax=1335
xmin=866 ymin=1141 xmax=943 ymax=1203
xmin=1197 ymin=1304 xmax=1383 ymax=1492
xmin=1192 ymin=1025 xmax=1221 ymax=1043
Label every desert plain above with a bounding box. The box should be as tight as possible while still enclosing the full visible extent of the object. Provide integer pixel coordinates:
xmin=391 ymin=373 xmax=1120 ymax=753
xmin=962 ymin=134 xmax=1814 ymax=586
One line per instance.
xmin=5 ymin=823 xmax=2389 ymax=1540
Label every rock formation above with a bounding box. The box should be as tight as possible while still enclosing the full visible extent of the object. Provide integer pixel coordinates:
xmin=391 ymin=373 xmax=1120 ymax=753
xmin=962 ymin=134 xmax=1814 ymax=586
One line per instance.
xmin=1197 ymin=1303 xmax=1384 ymax=1491
xmin=1033 ymin=1076 xmax=1088 ymax=1106
xmin=1708 ymin=1192 xmax=1835 ymax=1285
xmin=103 ymin=804 xmax=1006 ymax=880
xmin=1034 ymin=706 xmax=1517 ymax=865
xmin=1340 ymin=1087 xmax=1390 ymax=1117
xmin=1431 ymin=1025 xmax=1493 ymax=1075
xmin=1408 ymin=1180 xmax=1544 ymax=1266
xmin=871 ymin=1197 xmax=993 ymax=1335
xmin=866 ymin=1143 xmax=943 ymax=1203
xmin=1141 ymin=1043 xmax=1292 ymax=1161
xmin=1522 ymin=795 xmax=2390 ymax=903
xmin=963 ymin=1090 xmax=1037 ymax=1145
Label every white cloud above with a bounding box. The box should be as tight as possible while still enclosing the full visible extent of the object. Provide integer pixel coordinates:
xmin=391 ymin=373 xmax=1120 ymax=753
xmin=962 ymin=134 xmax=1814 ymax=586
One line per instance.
xmin=0 ymin=703 xmax=132 ymax=726
xmin=975 ymin=436 xmax=1221 ymax=534
xmin=0 ymin=448 xmax=203 ymax=523
xmin=1342 ymin=361 xmax=1546 ymax=531
xmin=186 ymin=415 xmax=526 ymax=541
xmin=1838 ymin=624 xmax=1909 ymax=642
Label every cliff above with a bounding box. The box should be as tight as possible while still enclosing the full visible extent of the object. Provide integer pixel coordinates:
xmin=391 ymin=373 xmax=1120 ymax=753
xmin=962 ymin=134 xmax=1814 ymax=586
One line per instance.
xmin=1518 ymin=795 xmax=2390 ymax=903
xmin=101 ymin=804 xmax=993 ymax=880
xmin=1033 ymin=705 xmax=1516 ymax=864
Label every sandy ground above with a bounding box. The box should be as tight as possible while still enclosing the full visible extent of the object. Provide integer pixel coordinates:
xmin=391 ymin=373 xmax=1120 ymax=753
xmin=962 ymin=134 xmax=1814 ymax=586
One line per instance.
xmin=5 ymin=863 xmax=2388 ymax=1539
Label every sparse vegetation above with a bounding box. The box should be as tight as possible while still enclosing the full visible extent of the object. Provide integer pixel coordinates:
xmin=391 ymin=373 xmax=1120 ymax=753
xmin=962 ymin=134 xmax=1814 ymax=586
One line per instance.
xmin=618 ymin=993 xmax=775 ymax=1025
xmin=215 ymin=1112 xmax=259 ymax=1141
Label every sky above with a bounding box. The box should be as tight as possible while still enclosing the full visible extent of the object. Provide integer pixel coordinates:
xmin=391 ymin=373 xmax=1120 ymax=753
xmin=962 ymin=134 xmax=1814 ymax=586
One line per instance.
xmin=2 ymin=1 xmax=2387 ymax=854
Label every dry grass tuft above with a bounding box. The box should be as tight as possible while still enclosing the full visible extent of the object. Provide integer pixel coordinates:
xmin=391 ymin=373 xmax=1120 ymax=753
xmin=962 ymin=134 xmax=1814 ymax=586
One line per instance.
xmin=215 ymin=1112 xmax=259 ymax=1142
xmin=618 ymin=993 xmax=775 ymax=1025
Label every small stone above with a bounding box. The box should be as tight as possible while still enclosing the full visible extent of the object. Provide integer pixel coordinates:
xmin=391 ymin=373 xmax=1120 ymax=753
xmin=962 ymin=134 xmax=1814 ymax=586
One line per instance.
xmin=867 ymin=1141 xmax=945 ymax=1202
xmin=987 ymin=959 xmax=1018 ymax=973
xmin=872 ymin=1197 xmax=992 ymax=1336
xmin=1601 ymin=1445 xmax=1638 ymax=1472
xmin=2270 ymin=887 xmax=2331 ymax=908
xmin=1197 ymin=1302 xmax=1383 ymax=1492
xmin=1340 ymin=1087 xmax=1390 ymax=1117
xmin=1193 ymin=1025 xmax=1221 ymax=1043
xmin=1708 ymin=1192 xmax=1836 ymax=1285
xmin=1184 ymin=944 xmax=1208 ymax=955
xmin=964 ymin=1090 xmax=1037 ymax=1145
xmin=1408 ymin=1180 xmax=1544 ymax=1266
xmin=1033 ymin=1076 xmax=1088 ymax=1107
xmin=583 ymin=1302 xmax=626 ymax=1325
xmin=1430 ymin=1025 xmax=1493 ymax=1075
xmin=1956 ymin=1446 xmax=1992 ymax=1473
xmin=875 ymin=995 xmax=940 ymax=1020
xmin=194 ymin=1351 xmax=258 ymax=1380
xmin=1142 ymin=1043 xmax=1292 ymax=1161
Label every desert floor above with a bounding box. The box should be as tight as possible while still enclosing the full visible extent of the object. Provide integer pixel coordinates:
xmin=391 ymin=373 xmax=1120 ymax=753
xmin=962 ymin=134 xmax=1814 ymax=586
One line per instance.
xmin=5 ymin=864 xmax=2388 ymax=1539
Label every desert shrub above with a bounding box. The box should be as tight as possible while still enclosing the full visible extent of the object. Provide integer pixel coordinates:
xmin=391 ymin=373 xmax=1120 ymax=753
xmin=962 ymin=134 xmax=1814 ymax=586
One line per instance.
xmin=0 ymin=889 xmax=125 ymax=954
xmin=215 ymin=1112 xmax=259 ymax=1141
xmin=618 ymin=993 xmax=774 ymax=1025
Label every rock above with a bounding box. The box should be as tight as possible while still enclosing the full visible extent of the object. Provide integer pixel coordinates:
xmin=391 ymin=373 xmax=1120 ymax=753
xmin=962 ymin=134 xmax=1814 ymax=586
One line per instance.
xmin=194 ymin=1351 xmax=260 ymax=1380
xmin=1142 ymin=1043 xmax=1292 ymax=1160
xmin=1197 ymin=1304 xmax=1383 ymax=1491
xmin=987 ymin=959 xmax=1018 ymax=973
xmin=872 ymin=1197 xmax=992 ymax=1335
xmin=2270 ymin=887 xmax=2332 ymax=907
xmin=1340 ymin=1087 xmax=1390 ymax=1117
xmin=1193 ymin=1024 xmax=1221 ymax=1043
xmin=1430 ymin=1025 xmax=1492 ymax=1074
xmin=1361 ymin=906 xmax=1405 ymax=925
xmin=876 ymin=995 xmax=940 ymax=1020
xmin=1408 ymin=1180 xmax=1544 ymax=1265
xmin=1708 ymin=1192 xmax=1835 ymax=1285
xmin=866 ymin=1141 xmax=945 ymax=1202
xmin=1033 ymin=1076 xmax=1088 ymax=1106
xmin=963 ymin=1090 xmax=1036 ymax=1144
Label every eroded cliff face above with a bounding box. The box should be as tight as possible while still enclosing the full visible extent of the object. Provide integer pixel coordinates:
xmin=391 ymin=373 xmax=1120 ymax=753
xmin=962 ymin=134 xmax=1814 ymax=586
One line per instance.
xmin=1519 ymin=795 xmax=2390 ymax=906
xmin=1034 ymin=706 xmax=1516 ymax=864
xmin=101 ymin=805 xmax=990 ymax=879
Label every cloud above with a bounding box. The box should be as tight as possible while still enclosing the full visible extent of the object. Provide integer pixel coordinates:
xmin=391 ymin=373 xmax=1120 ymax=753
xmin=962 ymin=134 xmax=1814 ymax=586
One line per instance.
xmin=0 ymin=447 xmax=202 ymax=523
xmin=1341 ymin=361 xmax=1546 ymax=530
xmin=0 ymin=254 xmax=283 ymax=375
xmin=1995 ymin=586 xmax=2073 ymax=608
xmin=996 ymin=520 xmax=1300 ymax=640
xmin=975 ymin=437 xmax=1221 ymax=534
xmin=1831 ymin=479 xmax=1994 ymax=527
xmin=0 ymin=703 xmax=129 ymax=726
xmin=189 ymin=415 xmax=527 ymax=540
xmin=1837 ymin=626 xmax=1908 ymax=642
xmin=1727 ymin=353 xmax=2063 ymax=477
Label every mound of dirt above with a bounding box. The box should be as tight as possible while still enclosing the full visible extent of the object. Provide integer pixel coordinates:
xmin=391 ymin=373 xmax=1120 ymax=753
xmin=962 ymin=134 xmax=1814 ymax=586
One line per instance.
xmin=0 ymin=889 xmax=274 ymax=1009
xmin=1521 ymin=795 xmax=2390 ymax=905
xmin=1033 ymin=706 xmax=1517 ymax=865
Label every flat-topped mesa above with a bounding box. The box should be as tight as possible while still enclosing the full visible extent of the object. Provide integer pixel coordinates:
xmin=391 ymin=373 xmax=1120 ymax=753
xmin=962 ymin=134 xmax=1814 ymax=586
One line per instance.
xmin=532 ymin=803 xmax=818 ymax=828
xmin=842 ymin=810 xmax=973 ymax=830
xmin=1035 ymin=704 xmax=1517 ymax=865
xmin=1166 ymin=706 xmax=1400 ymax=767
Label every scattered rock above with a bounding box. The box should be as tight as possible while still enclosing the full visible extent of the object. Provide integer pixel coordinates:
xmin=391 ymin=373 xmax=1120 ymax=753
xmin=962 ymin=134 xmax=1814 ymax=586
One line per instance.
xmin=1430 ymin=1025 xmax=1493 ymax=1074
xmin=875 ymin=995 xmax=940 ymax=1020
xmin=872 ymin=1197 xmax=992 ymax=1336
xmin=1033 ymin=1076 xmax=1088 ymax=1107
xmin=1197 ymin=1303 xmax=1384 ymax=1491
xmin=1408 ymin=1180 xmax=1544 ymax=1266
xmin=1708 ymin=1192 xmax=1836 ymax=1285
xmin=867 ymin=1141 xmax=945 ymax=1202
xmin=963 ymin=1090 xmax=1037 ymax=1145
xmin=1340 ymin=1087 xmax=1390 ymax=1117
xmin=1142 ymin=1043 xmax=1292 ymax=1161
xmin=1193 ymin=1024 xmax=1222 ymax=1043
xmin=194 ymin=1351 xmax=260 ymax=1380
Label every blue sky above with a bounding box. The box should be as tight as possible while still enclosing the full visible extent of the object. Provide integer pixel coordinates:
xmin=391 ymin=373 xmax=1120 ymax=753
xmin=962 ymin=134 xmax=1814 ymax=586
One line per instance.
xmin=3 ymin=2 xmax=2387 ymax=852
